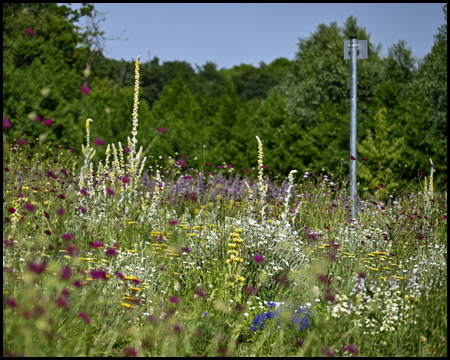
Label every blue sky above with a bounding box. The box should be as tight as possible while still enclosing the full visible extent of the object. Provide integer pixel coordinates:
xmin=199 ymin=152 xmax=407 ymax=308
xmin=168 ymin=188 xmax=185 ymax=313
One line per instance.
xmin=67 ymin=3 xmax=445 ymax=69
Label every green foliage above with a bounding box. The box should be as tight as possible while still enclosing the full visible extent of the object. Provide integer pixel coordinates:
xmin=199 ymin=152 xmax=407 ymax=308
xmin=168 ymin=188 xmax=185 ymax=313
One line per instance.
xmin=358 ymin=108 xmax=405 ymax=189
xmin=3 ymin=4 xmax=447 ymax=187
xmin=414 ymin=4 xmax=447 ymax=174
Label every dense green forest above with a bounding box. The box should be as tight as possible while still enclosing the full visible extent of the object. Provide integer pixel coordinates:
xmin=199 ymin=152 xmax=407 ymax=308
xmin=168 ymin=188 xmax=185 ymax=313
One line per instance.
xmin=3 ymin=3 xmax=447 ymax=188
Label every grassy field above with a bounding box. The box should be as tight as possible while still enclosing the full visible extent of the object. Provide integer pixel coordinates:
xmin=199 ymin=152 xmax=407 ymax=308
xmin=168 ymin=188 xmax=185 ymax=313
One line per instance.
xmin=3 ymin=58 xmax=447 ymax=357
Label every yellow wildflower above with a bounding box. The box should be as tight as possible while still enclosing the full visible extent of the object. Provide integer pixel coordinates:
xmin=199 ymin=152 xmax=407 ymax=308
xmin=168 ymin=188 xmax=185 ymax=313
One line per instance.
xmin=120 ymin=302 xmax=136 ymax=309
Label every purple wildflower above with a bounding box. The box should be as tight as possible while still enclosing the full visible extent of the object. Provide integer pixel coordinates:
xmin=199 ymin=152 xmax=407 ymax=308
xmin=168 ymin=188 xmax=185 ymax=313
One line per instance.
xmin=79 ymin=311 xmax=91 ymax=324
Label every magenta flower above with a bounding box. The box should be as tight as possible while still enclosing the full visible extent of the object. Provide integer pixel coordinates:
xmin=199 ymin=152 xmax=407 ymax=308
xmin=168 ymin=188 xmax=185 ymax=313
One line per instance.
xmin=25 ymin=28 xmax=34 ymax=36
xmin=123 ymin=147 xmax=131 ymax=153
xmin=173 ymin=324 xmax=183 ymax=333
xmin=343 ymin=344 xmax=358 ymax=355
xmin=90 ymin=241 xmax=103 ymax=248
xmin=318 ymin=274 xmax=328 ymax=284
xmin=58 ymin=194 xmax=66 ymax=200
xmin=62 ymin=232 xmax=73 ymax=241
xmin=28 ymin=261 xmax=46 ymax=275
xmin=90 ymin=269 xmax=107 ymax=280
xmin=169 ymin=219 xmax=178 ymax=226
xmin=361 ymin=157 xmax=367 ymax=162
xmin=80 ymin=86 xmax=90 ymax=94
xmin=228 ymin=164 xmax=233 ymax=168
xmin=69 ymin=147 xmax=75 ymax=153
xmin=43 ymin=118 xmax=53 ymax=127
xmin=325 ymin=288 xmax=335 ymax=303
xmin=67 ymin=244 xmax=77 ymax=256
xmin=182 ymin=246 xmax=191 ymax=253
xmin=244 ymin=285 xmax=258 ymax=295
xmin=243 ymin=169 xmax=249 ymax=173
xmin=121 ymin=176 xmax=130 ymax=184
xmin=93 ymin=138 xmax=105 ymax=146
xmin=16 ymin=139 xmax=29 ymax=145
xmin=126 ymin=348 xmax=138 ymax=357
xmin=8 ymin=207 xmax=15 ymax=214
xmin=56 ymin=207 xmax=66 ymax=216
xmin=3 ymin=239 xmax=14 ymax=247
xmin=194 ymin=289 xmax=207 ymax=298
xmin=44 ymin=230 xmax=51 ymax=236
xmin=3 ymin=116 xmax=11 ymax=129
xmin=350 ymin=155 xmax=356 ymax=160
xmin=24 ymin=203 xmax=35 ymax=213
xmin=60 ymin=266 xmax=72 ymax=280
xmin=79 ymin=311 xmax=91 ymax=324
xmin=115 ymin=271 xmax=124 ymax=279
xmin=217 ymin=165 xmax=223 ymax=169
xmin=5 ymin=297 xmax=18 ymax=308
xmin=105 ymin=248 xmax=117 ymax=256
xmin=253 ymin=254 xmax=264 ymax=263
xmin=182 ymin=155 xmax=188 ymax=159
xmin=35 ymin=115 xmax=41 ymax=122
xmin=176 ymin=159 xmax=186 ymax=167
xmin=169 ymin=296 xmax=179 ymax=304
xmin=106 ymin=188 xmax=115 ymax=196
xmin=157 ymin=127 xmax=166 ymax=133
xmin=80 ymin=189 xmax=89 ymax=196
xmin=206 ymin=163 xmax=210 ymax=166
xmin=79 ymin=206 xmax=87 ymax=214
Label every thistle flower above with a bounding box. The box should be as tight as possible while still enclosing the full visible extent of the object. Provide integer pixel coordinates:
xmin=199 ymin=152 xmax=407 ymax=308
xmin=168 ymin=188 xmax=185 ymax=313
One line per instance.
xmin=105 ymin=248 xmax=117 ymax=256
xmin=27 ymin=261 xmax=46 ymax=275
xmin=253 ymin=254 xmax=264 ymax=263
xmin=43 ymin=118 xmax=53 ymax=127
xmin=80 ymin=86 xmax=90 ymax=94
xmin=3 ymin=116 xmax=11 ymax=129
xmin=60 ymin=266 xmax=72 ymax=280
xmin=90 ymin=269 xmax=107 ymax=280
xmin=24 ymin=203 xmax=35 ymax=212
xmin=93 ymin=138 xmax=104 ymax=146
xmin=343 ymin=344 xmax=358 ymax=355
xmin=79 ymin=311 xmax=91 ymax=324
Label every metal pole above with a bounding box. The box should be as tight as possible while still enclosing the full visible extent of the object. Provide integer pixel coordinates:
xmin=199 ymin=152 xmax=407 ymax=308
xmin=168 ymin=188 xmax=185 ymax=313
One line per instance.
xmin=349 ymin=36 xmax=357 ymax=219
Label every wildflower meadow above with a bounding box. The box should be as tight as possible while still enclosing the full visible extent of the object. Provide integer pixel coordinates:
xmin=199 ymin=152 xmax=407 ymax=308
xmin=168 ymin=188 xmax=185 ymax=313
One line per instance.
xmin=3 ymin=56 xmax=447 ymax=357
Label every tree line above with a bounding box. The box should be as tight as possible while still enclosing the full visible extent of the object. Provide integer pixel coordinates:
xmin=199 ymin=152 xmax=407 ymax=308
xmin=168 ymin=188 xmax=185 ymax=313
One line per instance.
xmin=3 ymin=3 xmax=447 ymax=188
